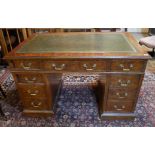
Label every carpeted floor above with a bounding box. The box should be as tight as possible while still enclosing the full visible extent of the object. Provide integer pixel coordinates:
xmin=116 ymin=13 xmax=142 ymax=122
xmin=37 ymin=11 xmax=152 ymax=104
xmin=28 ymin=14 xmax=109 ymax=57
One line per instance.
xmin=0 ymin=70 xmax=155 ymax=127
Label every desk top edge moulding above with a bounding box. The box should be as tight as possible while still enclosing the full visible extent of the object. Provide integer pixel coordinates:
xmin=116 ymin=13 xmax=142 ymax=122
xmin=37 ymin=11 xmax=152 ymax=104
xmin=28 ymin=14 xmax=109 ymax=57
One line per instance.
xmin=4 ymin=32 xmax=150 ymax=120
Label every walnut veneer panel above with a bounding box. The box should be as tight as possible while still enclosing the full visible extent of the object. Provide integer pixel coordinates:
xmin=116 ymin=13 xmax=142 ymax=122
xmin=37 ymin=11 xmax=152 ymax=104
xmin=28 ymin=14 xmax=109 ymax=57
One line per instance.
xmin=106 ymin=100 xmax=134 ymax=113
xmin=17 ymin=84 xmax=47 ymax=99
xmin=16 ymin=74 xmax=44 ymax=83
xmin=109 ymin=75 xmax=141 ymax=89
xmin=22 ymin=98 xmax=49 ymax=110
xmin=110 ymin=60 xmax=146 ymax=72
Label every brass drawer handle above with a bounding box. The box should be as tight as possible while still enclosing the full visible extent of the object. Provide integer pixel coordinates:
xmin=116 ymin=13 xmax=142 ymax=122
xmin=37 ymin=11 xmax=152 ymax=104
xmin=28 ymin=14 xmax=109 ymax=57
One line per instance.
xmin=116 ymin=92 xmax=128 ymax=99
xmin=83 ymin=64 xmax=96 ymax=71
xmin=52 ymin=64 xmax=65 ymax=71
xmin=31 ymin=101 xmax=42 ymax=108
xmin=29 ymin=93 xmax=37 ymax=96
xmin=114 ymin=105 xmax=125 ymax=111
xmin=24 ymin=77 xmax=37 ymax=83
xmin=119 ymin=64 xmax=134 ymax=71
xmin=21 ymin=62 xmax=32 ymax=70
xmin=27 ymin=90 xmax=39 ymax=96
xmin=118 ymin=79 xmax=131 ymax=87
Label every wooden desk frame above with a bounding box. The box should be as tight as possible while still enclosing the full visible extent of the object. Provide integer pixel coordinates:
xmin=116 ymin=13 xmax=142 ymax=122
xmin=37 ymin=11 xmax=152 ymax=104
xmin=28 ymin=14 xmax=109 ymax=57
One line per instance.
xmin=4 ymin=32 xmax=150 ymax=120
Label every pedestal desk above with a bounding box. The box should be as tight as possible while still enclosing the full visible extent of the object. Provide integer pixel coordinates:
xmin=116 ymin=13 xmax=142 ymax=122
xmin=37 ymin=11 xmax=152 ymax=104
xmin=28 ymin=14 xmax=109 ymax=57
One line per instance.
xmin=4 ymin=32 xmax=150 ymax=119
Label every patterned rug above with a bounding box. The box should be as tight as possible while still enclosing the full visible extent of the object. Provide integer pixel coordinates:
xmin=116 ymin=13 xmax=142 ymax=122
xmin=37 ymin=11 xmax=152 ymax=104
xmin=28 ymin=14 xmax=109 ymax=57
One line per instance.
xmin=0 ymin=69 xmax=15 ymax=99
xmin=0 ymin=70 xmax=155 ymax=127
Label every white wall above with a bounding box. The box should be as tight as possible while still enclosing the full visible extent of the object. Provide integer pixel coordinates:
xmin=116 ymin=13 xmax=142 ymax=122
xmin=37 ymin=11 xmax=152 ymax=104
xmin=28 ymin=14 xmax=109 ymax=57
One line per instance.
xmin=127 ymin=28 xmax=149 ymax=33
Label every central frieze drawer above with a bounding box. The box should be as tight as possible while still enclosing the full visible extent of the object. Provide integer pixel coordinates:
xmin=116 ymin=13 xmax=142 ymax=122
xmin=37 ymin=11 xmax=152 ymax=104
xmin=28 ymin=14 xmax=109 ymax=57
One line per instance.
xmin=17 ymin=84 xmax=46 ymax=98
xmin=110 ymin=60 xmax=146 ymax=72
xmin=44 ymin=60 xmax=107 ymax=72
xmin=44 ymin=61 xmax=75 ymax=71
xmin=78 ymin=60 xmax=106 ymax=72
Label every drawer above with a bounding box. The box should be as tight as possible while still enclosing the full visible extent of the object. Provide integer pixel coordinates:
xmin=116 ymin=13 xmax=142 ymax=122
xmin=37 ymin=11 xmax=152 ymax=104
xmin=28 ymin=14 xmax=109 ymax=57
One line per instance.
xmin=13 ymin=60 xmax=41 ymax=70
xmin=78 ymin=60 xmax=106 ymax=72
xmin=44 ymin=61 xmax=75 ymax=71
xmin=109 ymin=75 xmax=141 ymax=89
xmin=106 ymin=100 xmax=134 ymax=112
xmin=108 ymin=88 xmax=136 ymax=101
xmin=110 ymin=60 xmax=146 ymax=72
xmin=22 ymin=98 xmax=49 ymax=110
xmin=15 ymin=74 xmax=44 ymax=83
xmin=17 ymin=84 xmax=46 ymax=98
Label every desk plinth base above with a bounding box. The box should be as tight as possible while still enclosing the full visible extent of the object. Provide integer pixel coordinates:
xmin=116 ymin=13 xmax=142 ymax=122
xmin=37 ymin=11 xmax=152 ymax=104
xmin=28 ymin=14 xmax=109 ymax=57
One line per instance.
xmin=101 ymin=112 xmax=136 ymax=120
xmin=23 ymin=110 xmax=54 ymax=117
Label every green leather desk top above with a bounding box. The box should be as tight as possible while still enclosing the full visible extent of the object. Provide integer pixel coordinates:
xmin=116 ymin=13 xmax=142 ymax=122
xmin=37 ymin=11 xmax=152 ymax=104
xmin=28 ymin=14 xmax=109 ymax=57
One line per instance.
xmin=17 ymin=33 xmax=136 ymax=54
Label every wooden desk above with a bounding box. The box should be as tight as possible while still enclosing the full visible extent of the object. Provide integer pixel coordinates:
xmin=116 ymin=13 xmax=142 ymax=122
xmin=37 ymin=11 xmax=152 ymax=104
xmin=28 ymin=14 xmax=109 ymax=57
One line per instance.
xmin=4 ymin=32 xmax=150 ymax=119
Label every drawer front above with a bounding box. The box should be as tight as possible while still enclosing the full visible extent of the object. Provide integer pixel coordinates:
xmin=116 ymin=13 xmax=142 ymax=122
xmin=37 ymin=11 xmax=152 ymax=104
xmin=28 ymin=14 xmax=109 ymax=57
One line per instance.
xmin=17 ymin=84 xmax=46 ymax=98
xmin=44 ymin=61 xmax=75 ymax=71
xmin=110 ymin=60 xmax=146 ymax=72
xmin=22 ymin=99 xmax=49 ymax=110
xmin=14 ymin=60 xmax=40 ymax=70
xmin=108 ymin=88 xmax=136 ymax=101
xmin=44 ymin=60 xmax=106 ymax=72
xmin=106 ymin=100 xmax=134 ymax=112
xmin=15 ymin=74 xmax=44 ymax=83
xmin=78 ymin=60 xmax=106 ymax=72
xmin=109 ymin=75 xmax=140 ymax=89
